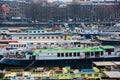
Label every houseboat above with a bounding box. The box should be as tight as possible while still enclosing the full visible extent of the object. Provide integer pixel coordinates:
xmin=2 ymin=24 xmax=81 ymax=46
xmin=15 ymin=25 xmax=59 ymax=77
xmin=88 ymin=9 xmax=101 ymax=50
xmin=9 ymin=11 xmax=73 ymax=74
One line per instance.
xmin=0 ymin=46 xmax=120 ymax=70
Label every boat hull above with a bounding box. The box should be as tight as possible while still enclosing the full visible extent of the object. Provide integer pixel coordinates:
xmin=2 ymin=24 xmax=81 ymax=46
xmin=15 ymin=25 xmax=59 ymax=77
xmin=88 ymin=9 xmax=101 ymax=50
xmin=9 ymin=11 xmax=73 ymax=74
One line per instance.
xmin=78 ymin=34 xmax=98 ymax=39
xmin=99 ymin=40 xmax=120 ymax=45
xmin=0 ymin=57 xmax=120 ymax=69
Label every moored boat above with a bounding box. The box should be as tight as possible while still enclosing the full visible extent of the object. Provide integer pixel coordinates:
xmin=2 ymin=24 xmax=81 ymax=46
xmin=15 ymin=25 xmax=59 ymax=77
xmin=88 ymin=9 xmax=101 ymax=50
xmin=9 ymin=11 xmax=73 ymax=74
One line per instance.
xmin=0 ymin=46 xmax=120 ymax=70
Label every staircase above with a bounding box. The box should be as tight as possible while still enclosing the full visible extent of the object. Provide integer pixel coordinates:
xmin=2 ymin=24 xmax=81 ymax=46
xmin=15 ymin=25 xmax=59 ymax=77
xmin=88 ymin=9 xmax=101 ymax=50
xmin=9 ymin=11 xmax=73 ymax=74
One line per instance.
xmin=24 ymin=60 xmax=36 ymax=71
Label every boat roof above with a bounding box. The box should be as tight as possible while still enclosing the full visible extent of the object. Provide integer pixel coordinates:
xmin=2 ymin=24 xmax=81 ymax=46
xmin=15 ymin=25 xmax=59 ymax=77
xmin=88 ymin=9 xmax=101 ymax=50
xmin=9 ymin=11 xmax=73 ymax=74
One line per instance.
xmin=93 ymin=62 xmax=116 ymax=66
xmin=31 ymin=47 xmax=106 ymax=55
xmin=103 ymin=71 xmax=120 ymax=78
xmin=100 ymin=46 xmax=114 ymax=49
xmin=113 ymin=62 xmax=120 ymax=65
xmin=25 ymin=46 xmax=114 ymax=55
xmin=10 ymin=33 xmax=62 ymax=36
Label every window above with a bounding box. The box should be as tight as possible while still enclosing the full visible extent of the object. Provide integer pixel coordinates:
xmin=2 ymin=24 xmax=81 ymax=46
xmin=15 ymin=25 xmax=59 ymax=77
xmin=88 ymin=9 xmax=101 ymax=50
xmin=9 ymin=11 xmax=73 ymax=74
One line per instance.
xmin=52 ymin=36 xmax=54 ymax=39
xmin=57 ymin=53 xmax=60 ymax=57
xmin=29 ymin=37 xmax=31 ymax=39
xmin=34 ymin=37 xmax=36 ymax=39
xmin=73 ymin=52 xmax=76 ymax=57
xmin=81 ymin=74 xmax=85 ymax=77
xmin=61 ymin=36 xmax=63 ymax=39
xmin=56 ymin=36 xmax=58 ymax=39
xmin=19 ymin=37 xmax=22 ymax=39
xmin=24 ymin=44 xmax=26 ymax=47
xmin=106 ymin=49 xmax=114 ymax=52
xmin=77 ymin=52 xmax=80 ymax=56
xmin=69 ymin=53 xmax=72 ymax=57
xmin=61 ymin=53 xmax=64 ymax=57
xmin=88 ymin=74 xmax=92 ymax=77
xmin=66 ymin=53 xmax=68 ymax=57
xmin=94 ymin=74 xmax=99 ymax=77
xmin=108 ymin=52 xmax=111 ymax=55
xmin=91 ymin=52 xmax=94 ymax=56
xmin=34 ymin=31 xmax=36 ymax=33
xmin=101 ymin=52 xmax=103 ymax=56
xmin=43 ymin=37 xmax=45 ymax=39
xmin=24 ymin=37 xmax=27 ymax=39
xmin=47 ymin=37 xmax=49 ymax=39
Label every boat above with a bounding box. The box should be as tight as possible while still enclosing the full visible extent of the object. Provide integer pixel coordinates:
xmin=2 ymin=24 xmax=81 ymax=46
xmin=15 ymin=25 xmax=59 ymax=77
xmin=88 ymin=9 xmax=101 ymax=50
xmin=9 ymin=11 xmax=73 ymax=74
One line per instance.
xmin=73 ymin=25 xmax=99 ymax=39
xmin=98 ymin=25 xmax=120 ymax=45
xmin=0 ymin=45 xmax=120 ymax=70
xmin=98 ymin=38 xmax=120 ymax=45
xmin=98 ymin=32 xmax=120 ymax=45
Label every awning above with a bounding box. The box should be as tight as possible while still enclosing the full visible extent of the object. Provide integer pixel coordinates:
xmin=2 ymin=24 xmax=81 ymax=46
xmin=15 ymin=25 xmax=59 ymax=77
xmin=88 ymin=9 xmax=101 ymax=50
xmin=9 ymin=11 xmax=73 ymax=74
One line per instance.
xmin=103 ymin=71 xmax=120 ymax=78
xmin=114 ymin=62 xmax=120 ymax=65
xmin=93 ymin=62 xmax=116 ymax=66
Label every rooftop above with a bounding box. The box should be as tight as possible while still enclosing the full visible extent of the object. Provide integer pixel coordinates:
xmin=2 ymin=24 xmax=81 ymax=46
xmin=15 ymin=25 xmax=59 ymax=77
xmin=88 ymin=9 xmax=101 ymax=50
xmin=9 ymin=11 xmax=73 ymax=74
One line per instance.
xmin=103 ymin=71 xmax=120 ymax=78
xmin=113 ymin=62 xmax=120 ymax=65
xmin=33 ymin=47 xmax=105 ymax=54
xmin=100 ymin=46 xmax=115 ymax=49
xmin=93 ymin=62 xmax=116 ymax=66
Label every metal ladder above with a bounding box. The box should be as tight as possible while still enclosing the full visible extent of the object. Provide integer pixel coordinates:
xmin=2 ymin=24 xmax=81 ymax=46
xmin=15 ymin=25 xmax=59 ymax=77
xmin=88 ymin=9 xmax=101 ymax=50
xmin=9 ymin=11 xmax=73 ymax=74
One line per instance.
xmin=24 ymin=60 xmax=36 ymax=71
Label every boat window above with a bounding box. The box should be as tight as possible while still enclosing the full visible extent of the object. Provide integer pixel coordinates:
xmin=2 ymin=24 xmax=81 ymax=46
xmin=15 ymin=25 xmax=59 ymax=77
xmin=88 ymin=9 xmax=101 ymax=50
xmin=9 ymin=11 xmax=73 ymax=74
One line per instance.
xmin=69 ymin=53 xmax=72 ymax=57
xmin=43 ymin=37 xmax=45 ymax=39
xmin=47 ymin=36 xmax=50 ymax=39
xmin=57 ymin=53 xmax=60 ymax=57
xmin=19 ymin=37 xmax=22 ymax=39
xmin=73 ymin=52 xmax=76 ymax=57
xmin=65 ymin=53 xmax=68 ymax=57
xmin=88 ymin=74 xmax=92 ymax=77
xmin=77 ymin=52 xmax=80 ymax=56
xmin=11 ymin=45 xmax=13 ymax=48
xmin=91 ymin=52 xmax=94 ymax=56
xmin=16 ymin=45 xmax=18 ymax=47
xmin=38 ymin=31 xmax=40 ymax=33
xmin=34 ymin=37 xmax=36 ymax=39
xmin=14 ymin=45 xmax=16 ymax=47
xmin=34 ymin=31 xmax=36 ymax=33
xmin=29 ymin=31 xmax=32 ymax=33
xmin=106 ymin=48 xmax=114 ymax=52
xmin=24 ymin=37 xmax=27 ymax=39
xmin=61 ymin=36 xmax=63 ymax=39
xmin=108 ymin=52 xmax=111 ymax=55
xmin=56 ymin=36 xmax=58 ymax=39
xmin=29 ymin=37 xmax=31 ymax=39
xmin=42 ymin=31 xmax=44 ymax=33
xmin=101 ymin=52 xmax=103 ymax=56
xmin=81 ymin=74 xmax=85 ymax=77
xmin=52 ymin=36 xmax=54 ymax=39
xmin=24 ymin=44 xmax=26 ymax=47
xmin=94 ymin=74 xmax=99 ymax=77
xmin=61 ymin=53 xmax=64 ymax=57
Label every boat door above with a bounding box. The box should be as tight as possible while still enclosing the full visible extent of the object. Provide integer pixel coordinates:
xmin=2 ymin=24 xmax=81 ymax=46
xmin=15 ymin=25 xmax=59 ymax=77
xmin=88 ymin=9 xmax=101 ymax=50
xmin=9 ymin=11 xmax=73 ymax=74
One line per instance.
xmin=29 ymin=56 xmax=32 ymax=60
xmin=32 ymin=56 xmax=36 ymax=60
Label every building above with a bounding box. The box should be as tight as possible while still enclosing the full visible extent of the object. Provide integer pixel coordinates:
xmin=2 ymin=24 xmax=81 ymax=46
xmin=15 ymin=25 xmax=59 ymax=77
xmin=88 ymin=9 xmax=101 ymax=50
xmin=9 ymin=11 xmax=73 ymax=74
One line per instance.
xmin=72 ymin=0 xmax=91 ymax=3
xmin=0 ymin=0 xmax=31 ymax=21
xmin=0 ymin=2 xmax=4 ymax=20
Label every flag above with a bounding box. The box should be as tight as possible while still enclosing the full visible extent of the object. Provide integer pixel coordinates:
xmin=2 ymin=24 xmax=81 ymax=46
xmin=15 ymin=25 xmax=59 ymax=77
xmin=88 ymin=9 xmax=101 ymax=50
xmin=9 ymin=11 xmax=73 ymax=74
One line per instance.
xmin=2 ymin=4 xmax=10 ymax=13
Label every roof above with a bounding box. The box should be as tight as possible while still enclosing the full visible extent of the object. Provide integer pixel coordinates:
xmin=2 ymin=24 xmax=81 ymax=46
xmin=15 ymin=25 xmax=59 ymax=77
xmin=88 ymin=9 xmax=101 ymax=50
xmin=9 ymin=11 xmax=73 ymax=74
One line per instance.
xmin=114 ymin=62 xmax=120 ymax=65
xmin=10 ymin=33 xmax=62 ymax=36
xmin=37 ymin=47 xmax=104 ymax=53
xmin=100 ymin=46 xmax=115 ymax=49
xmin=93 ymin=62 xmax=116 ymax=66
xmin=103 ymin=71 xmax=120 ymax=78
